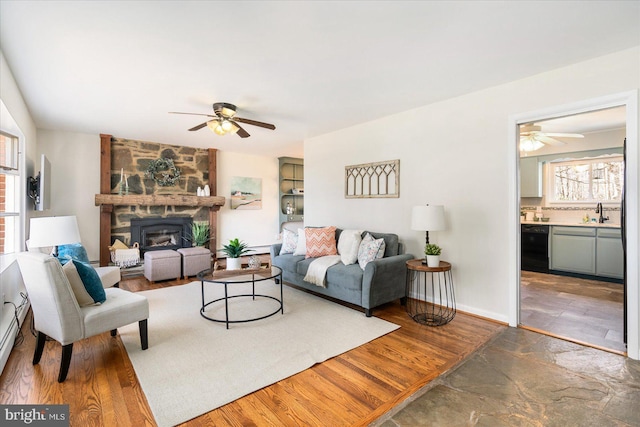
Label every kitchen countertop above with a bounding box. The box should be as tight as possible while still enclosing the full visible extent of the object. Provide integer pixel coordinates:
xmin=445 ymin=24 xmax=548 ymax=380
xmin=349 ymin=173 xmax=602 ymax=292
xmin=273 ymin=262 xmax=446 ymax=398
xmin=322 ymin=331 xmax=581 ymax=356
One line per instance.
xmin=521 ymin=220 xmax=620 ymax=229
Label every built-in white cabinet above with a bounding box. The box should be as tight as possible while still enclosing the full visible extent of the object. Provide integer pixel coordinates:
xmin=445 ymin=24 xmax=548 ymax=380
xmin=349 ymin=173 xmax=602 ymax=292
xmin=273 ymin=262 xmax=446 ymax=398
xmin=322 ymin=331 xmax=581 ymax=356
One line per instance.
xmin=520 ymin=156 xmax=543 ymax=198
xmin=550 ymin=225 xmax=623 ymax=279
xmin=550 ymin=226 xmax=596 ymax=275
xmin=596 ymin=228 xmax=624 ymax=279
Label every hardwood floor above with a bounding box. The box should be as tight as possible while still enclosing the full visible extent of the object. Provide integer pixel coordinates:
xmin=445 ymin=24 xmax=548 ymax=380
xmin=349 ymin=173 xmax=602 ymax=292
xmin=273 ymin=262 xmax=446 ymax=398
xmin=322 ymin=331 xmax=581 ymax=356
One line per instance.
xmin=0 ymin=275 xmax=504 ymax=426
xmin=520 ymin=270 xmax=625 ymax=354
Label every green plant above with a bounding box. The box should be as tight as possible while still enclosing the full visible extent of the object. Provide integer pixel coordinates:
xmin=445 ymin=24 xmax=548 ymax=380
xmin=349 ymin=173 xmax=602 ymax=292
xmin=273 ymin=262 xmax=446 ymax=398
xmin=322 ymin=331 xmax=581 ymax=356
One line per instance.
xmin=424 ymin=243 xmax=442 ymax=256
xmin=221 ymin=238 xmax=251 ymax=258
xmin=187 ymin=221 xmax=210 ymax=247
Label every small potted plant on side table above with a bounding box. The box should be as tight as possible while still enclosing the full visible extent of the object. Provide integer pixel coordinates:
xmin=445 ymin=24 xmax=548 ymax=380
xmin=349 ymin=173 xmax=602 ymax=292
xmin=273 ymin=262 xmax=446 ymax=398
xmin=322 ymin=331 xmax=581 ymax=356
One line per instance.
xmin=424 ymin=243 xmax=442 ymax=268
xmin=222 ymin=238 xmax=251 ymax=270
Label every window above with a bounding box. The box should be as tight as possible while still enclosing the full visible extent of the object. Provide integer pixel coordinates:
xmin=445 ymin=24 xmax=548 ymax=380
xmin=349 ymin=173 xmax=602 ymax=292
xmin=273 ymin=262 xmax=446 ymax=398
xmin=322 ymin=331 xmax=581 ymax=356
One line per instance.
xmin=0 ymin=131 xmax=20 ymax=254
xmin=550 ymin=155 xmax=624 ymax=204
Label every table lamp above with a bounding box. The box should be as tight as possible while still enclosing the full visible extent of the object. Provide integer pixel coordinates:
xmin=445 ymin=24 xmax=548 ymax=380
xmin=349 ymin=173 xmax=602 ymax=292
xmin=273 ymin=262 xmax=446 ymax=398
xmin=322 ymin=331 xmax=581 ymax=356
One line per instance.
xmin=411 ymin=204 xmax=445 ymax=246
xmin=28 ymin=215 xmax=82 ymax=256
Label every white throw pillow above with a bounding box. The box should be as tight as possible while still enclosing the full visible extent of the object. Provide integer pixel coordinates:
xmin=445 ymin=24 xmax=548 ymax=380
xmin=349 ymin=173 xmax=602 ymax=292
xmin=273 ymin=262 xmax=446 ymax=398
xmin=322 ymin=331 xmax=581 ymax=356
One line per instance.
xmin=293 ymin=228 xmax=307 ymax=256
xmin=337 ymin=229 xmax=363 ymax=265
xmin=279 ymin=228 xmax=298 ymax=255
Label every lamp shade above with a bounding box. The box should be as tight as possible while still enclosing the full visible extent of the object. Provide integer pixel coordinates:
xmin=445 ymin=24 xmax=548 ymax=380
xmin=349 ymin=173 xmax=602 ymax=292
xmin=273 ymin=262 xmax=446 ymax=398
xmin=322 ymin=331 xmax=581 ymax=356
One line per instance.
xmin=411 ymin=205 xmax=445 ymax=231
xmin=28 ymin=215 xmax=81 ymax=248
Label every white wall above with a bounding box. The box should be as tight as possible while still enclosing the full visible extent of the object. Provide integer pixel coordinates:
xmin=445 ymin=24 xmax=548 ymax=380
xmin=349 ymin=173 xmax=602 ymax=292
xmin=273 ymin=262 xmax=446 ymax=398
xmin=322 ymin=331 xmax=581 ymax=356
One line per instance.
xmin=217 ymin=151 xmax=280 ymax=253
xmin=305 ymin=47 xmax=640 ymax=333
xmin=37 ymin=130 xmax=101 ymax=260
xmin=0 ymin=50 xmax=37 ymax=374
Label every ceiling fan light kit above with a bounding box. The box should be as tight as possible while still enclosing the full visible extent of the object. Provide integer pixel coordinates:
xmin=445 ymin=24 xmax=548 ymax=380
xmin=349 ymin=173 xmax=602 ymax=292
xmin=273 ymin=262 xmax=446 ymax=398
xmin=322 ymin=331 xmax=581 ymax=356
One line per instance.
xmin=519 ymin=123 xmax=584 ymax=152
xmin=170 ymin=102 xmax=275 ymax=139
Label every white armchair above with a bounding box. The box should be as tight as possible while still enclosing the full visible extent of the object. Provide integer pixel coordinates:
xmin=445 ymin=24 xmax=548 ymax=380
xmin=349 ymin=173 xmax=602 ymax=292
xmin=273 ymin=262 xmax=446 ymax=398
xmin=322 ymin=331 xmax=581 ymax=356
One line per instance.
xmin=17 ymin=252 xmax=149 ymax=382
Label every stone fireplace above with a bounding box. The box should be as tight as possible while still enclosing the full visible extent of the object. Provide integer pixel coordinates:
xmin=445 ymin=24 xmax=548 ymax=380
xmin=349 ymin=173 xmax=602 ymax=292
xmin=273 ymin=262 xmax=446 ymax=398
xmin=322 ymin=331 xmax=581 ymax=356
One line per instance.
xmin=130 ymin=217 xmax=192 ymax=255
xmin=95 ymin=134 xmax=225 ymax=266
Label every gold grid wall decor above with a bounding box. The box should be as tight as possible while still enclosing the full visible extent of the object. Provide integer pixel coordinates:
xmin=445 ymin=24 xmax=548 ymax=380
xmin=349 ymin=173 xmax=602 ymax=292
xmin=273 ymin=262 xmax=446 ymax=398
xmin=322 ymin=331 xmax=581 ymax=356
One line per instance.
xmin=345 ymin=159 xmax=400 ymax=198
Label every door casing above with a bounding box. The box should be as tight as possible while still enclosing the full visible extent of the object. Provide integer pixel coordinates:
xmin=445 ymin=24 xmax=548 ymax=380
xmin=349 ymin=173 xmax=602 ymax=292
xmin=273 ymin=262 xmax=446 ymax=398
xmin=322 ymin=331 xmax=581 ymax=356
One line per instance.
xmin=508 ymin=90 xmax=639 ymax=359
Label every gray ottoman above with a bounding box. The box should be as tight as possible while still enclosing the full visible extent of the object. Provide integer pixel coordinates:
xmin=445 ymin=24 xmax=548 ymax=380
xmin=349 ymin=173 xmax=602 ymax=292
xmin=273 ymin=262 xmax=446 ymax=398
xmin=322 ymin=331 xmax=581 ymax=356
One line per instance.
xmin=144 ymin=250 xmax=181 ymax=282
xmin=177 ymin=247 xmax=212 ymax=278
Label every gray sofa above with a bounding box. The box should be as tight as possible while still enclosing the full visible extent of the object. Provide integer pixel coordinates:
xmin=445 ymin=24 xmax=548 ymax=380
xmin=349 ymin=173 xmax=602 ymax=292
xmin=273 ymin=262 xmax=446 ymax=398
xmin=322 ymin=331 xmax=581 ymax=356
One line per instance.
xmin=270 ymin=229 xmax=413 ymax=316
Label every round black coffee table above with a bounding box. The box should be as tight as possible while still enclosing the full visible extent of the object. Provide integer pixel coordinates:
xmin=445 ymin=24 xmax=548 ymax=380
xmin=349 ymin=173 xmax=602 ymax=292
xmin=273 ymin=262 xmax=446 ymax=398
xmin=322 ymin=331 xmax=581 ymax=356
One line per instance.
xmin=197 ymin=266 xmax=283 ymax=329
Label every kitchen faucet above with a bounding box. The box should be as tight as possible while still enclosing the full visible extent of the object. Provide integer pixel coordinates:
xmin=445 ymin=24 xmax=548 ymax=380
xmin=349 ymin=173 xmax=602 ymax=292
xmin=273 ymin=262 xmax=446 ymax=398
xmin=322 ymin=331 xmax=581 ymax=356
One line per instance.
xmin=595 ymin=202 xmax=609 ymax=223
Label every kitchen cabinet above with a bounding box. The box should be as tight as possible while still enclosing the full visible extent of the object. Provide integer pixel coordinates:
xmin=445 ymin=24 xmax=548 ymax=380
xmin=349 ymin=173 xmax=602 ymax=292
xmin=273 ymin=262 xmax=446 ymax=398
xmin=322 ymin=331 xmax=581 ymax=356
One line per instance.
xmin=549 ymin=225 xmax=623 ymax=280
xmin=279 ymin=157 xmax=304 ymax=229
xmin=550 ymin=226 xmax=596 ymax=275
xmin=520 ymin=156 xmax=543 ymax=197
xmin=596 ymin=228 xmax=624 ymax=279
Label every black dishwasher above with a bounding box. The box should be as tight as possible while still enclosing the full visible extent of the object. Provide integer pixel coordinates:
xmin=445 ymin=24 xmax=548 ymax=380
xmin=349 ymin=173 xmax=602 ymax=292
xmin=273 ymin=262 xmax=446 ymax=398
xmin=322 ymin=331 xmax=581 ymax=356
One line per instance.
xmin=521 ymin=224 xmax=549 ymax=273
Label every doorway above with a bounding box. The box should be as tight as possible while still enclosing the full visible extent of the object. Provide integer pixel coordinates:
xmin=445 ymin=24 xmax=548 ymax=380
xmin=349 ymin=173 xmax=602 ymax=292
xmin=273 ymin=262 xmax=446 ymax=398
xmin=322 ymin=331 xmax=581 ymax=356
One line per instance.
xmin=519 ymin=107 xmax=626 ymax=353
xmin=508 ymin=91 xmax=639 ymax=360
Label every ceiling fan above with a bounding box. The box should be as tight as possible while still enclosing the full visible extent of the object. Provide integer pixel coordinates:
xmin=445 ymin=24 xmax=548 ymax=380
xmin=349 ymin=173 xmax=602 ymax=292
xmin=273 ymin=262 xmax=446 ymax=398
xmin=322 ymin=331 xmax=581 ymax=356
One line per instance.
xmin=519 ymin=123 xmax=584 ymax=152
xmin=170 ymin=102 xmax=276 ymax=138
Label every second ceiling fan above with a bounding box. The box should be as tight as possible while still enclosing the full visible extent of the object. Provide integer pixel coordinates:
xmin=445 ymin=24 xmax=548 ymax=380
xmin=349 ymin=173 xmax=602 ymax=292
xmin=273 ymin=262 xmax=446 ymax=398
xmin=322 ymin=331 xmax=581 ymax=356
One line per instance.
xmin=170 ymin=102 xmax=276 ymax=138
xmin=520 ymin=123 xmax=584 ymax=152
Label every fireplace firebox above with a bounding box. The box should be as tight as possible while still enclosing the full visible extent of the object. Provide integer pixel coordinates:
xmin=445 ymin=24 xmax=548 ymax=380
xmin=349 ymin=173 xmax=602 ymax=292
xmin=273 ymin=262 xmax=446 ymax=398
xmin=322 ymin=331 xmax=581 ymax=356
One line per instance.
xmin=130 ymin=217 xmax=193 ymax=255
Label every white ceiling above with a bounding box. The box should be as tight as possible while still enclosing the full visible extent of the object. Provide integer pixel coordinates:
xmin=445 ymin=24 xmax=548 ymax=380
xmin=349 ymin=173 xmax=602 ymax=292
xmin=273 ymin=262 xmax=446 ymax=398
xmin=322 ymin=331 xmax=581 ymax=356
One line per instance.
xmin=1 ymin=1 xmax=638 ymax=158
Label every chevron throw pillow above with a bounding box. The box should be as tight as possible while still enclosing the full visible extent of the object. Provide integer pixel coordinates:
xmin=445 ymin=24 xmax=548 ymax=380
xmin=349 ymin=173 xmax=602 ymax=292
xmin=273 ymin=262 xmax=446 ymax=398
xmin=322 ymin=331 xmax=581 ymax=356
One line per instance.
xmin=305 ymin=226 xmax=338 ymax=258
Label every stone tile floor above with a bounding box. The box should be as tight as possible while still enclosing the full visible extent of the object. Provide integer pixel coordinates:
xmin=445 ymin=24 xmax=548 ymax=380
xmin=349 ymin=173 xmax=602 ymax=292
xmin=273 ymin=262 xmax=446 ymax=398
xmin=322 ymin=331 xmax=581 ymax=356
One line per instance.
xmin=374 ymin=328 xmax=639 ymax=427
xmin=520 ymin=271 xmax=625 ymax=353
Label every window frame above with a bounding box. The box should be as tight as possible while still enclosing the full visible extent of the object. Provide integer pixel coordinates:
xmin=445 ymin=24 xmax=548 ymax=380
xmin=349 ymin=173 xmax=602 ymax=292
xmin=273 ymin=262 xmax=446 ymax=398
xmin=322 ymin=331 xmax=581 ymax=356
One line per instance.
xmin=547 ymin=154 xmax=624 ymax=206
xmin=0 ymin=130 xmax=22 ymax=255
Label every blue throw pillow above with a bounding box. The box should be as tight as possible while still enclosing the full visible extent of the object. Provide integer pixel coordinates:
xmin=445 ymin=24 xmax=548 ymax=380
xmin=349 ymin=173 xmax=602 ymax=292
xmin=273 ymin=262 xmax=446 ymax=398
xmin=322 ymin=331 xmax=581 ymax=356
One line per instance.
xmin=58 ymin=243 xmax=90 ymax=265
xmin=71 ymin=260 xmax=106 ymax=304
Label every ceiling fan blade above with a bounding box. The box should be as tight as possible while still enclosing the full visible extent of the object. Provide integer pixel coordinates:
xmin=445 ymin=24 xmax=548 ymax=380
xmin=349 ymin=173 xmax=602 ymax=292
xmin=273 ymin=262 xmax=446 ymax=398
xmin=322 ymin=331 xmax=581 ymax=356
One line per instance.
xmin=233 ymin=122 xmax=250 ymax=138
xmin=188 ymin=122 xmax=209 ymax=131
xmin=234 ymin=117 xmax=276 ymax=130
xmin=544 ymin=132 xmax=584 ymax=138
xmin=537 ymin=135 xmax=566 ymax=146
xmin=170 ymin=111 xmax=217 ymax=118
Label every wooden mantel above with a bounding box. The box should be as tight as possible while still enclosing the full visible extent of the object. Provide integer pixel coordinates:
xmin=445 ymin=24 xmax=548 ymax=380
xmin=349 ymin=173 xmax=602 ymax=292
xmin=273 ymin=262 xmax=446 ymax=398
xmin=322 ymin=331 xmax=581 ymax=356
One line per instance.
xmin=95 ymin=194 xmax=225 ymax=207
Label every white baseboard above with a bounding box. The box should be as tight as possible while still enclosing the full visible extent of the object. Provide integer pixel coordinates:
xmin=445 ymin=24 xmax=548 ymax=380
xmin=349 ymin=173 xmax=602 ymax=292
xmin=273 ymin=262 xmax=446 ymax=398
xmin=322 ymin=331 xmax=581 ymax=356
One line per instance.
xmin=0 ymin=299 xmax=30 ymax=375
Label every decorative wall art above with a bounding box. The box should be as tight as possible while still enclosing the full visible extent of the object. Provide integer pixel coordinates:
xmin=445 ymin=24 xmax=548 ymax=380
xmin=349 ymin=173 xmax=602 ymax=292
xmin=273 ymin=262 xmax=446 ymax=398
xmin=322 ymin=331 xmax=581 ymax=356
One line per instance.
xmin=345 ymin=159 xmax=400 ymax=198
xmin=230 ymin=176 xmax=262 ymax=210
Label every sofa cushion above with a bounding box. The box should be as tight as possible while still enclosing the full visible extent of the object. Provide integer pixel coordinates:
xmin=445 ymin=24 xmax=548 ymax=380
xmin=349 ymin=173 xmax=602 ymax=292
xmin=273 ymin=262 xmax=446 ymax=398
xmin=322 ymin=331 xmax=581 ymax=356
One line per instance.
xmin=279 ymin=228 xmax=298 ymax=255
xmin=337 ymin=229 xmax=362 ymax=265
xmin=325 ymin=263 xmax=364 ymax=292
xmin=273 ymin=253 xmax=305 ymax=274
xmin=358 ymin=234 xmax=385 ymax=270
xmin=366 ymin=231 xmax=399 ymax=257
xmin=305 ymin=226 xmax=338 ymax=258
xmin=293 ymin=228 xmax=307 ymax=256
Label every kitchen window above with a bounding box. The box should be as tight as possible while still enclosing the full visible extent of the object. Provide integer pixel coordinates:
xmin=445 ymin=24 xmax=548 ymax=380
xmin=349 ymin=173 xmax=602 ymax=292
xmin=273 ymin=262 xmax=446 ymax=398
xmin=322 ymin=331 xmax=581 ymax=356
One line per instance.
xmin=0 ymin=131 xmax=20 ymax=254
xmin=550 ymin=155 xmax=624 ymax=204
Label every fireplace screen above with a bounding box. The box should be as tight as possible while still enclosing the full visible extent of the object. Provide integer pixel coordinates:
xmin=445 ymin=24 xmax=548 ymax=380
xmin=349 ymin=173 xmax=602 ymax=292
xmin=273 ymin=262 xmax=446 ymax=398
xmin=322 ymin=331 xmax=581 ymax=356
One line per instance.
xmin=130 ymin=217 xmax=192 ymax=255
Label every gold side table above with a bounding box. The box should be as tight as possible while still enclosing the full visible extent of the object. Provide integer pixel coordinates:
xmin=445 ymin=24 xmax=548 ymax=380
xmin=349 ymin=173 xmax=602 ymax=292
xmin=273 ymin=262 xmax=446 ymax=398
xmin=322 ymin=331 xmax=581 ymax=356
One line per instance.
xmin=405 ymin=259 xmax=456 ymax=326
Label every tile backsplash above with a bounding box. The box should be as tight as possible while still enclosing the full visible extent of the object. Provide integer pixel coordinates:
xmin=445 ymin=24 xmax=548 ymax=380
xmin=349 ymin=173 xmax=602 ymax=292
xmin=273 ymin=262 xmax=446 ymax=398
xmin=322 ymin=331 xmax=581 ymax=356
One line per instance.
xmin=521 ymin=205 xmax=621 ymax=224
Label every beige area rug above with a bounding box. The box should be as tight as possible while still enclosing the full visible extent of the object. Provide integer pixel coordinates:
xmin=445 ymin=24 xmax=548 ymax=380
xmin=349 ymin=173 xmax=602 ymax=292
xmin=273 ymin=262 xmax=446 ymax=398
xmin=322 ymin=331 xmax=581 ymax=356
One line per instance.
xmin=119 ymin=280 xmax=400 ymax=427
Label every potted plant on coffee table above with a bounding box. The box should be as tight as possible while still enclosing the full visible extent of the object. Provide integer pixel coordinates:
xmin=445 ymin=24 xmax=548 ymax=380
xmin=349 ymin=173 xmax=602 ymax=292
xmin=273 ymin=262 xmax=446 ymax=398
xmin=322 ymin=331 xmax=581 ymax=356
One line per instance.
xmin=222 ymin=238 xmax=251 ymax=270
xmin=424 ymin=243 xmax=442 ymax=268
